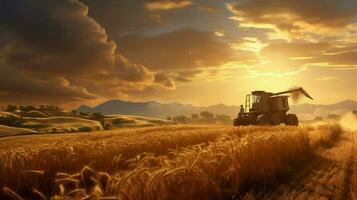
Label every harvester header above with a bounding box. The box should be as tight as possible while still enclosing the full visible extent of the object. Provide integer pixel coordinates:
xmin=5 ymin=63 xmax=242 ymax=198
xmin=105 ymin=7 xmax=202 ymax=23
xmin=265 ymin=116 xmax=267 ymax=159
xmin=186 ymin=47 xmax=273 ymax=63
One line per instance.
xmin=272 ymin=87 xmax=313 ymax=100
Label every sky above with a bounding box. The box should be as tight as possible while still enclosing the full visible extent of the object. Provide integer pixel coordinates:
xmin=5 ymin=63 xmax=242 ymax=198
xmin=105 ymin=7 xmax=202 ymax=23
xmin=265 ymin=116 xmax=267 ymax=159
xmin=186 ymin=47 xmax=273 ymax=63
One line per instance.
xmin=0 ymin=0 xmax=357 ymax=108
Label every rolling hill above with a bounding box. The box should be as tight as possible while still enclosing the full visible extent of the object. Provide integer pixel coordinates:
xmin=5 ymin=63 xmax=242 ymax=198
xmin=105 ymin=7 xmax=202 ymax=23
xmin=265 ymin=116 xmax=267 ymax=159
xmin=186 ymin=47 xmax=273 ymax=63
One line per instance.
xmin=0 ymin=125 xmax=38 ymax=137
xmin=77 ymin=99 xmax=357 ymax=120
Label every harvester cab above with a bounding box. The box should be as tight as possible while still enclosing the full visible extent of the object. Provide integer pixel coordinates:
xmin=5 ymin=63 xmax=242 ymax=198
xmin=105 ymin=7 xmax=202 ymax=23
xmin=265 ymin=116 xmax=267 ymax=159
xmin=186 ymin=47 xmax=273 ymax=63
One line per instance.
xmin=234 ymin=87 xmax=313 ymax=126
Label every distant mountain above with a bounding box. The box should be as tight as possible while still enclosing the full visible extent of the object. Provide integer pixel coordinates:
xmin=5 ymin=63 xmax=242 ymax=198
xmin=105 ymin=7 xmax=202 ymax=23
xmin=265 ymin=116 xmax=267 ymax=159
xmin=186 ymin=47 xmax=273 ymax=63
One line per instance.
xmin=77 ymin=100 xmax=240 ymax=118
xmin=290 ymin=99 xmax=357 ymax=120
xmin=77 ymin=99 xmax=357 ymax=120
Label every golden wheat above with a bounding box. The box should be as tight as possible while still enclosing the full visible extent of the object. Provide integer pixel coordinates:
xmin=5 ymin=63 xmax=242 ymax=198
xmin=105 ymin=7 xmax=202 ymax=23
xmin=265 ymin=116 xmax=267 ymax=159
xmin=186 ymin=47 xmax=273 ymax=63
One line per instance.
xmin=0 ymin=124 xmax=343 ymax=199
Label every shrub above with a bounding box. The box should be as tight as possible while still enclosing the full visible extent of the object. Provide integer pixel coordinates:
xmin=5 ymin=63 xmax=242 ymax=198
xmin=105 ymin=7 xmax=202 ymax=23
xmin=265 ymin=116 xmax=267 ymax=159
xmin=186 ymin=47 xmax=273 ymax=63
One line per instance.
xmin=173 ymin=115 xmax=189 ymax=124
xmin=191 ymin=114 xmax=199 ymax=119
xmin=78 ymin=126 xmax=92 ymax=132
xmin=112 ymin=118 xmax=135 ymax=125
xmin=5 ymin=105 xmax=17 ymax=112
xmin=91 ymin=112 xmax=104 ymax=121
xmin=0 ymin=116 xmax=24 ymax=127
xmin=215 ymin=114 xmax=231 ymax=122
xmin=103 ymin=123 xmax=112 ymax=130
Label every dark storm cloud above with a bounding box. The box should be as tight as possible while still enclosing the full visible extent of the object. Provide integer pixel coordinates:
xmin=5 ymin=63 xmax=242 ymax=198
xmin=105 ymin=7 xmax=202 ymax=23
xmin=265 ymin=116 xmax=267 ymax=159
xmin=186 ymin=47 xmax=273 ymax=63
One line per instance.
xmin=117 ymin=28 xmax=238 ymax=70
xmin=0 ymin=0 xmax=171 ymax=105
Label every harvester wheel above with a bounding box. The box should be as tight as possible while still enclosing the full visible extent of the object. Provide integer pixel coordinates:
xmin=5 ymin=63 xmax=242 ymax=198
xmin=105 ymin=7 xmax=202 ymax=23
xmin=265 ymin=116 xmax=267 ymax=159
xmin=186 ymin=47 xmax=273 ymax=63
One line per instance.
xmin=233 ymin=119 xmax=240 ymax=126
xmin=257 ymin=114 xmax=270 ymax=125
xmin=286 ymin=114 xmax=299 ymax=126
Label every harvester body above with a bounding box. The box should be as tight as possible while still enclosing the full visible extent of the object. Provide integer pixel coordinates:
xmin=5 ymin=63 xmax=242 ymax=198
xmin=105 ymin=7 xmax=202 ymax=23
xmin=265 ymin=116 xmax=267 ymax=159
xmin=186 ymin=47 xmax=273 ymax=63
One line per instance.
xmin=233 ymin=87 xmax=313 ymax=126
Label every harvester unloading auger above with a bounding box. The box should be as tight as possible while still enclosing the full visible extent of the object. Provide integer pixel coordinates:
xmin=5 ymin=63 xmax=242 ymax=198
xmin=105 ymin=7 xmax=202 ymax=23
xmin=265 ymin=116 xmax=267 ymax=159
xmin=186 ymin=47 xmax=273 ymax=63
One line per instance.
xmin=233 ymin=87 xmax=313 ymax=126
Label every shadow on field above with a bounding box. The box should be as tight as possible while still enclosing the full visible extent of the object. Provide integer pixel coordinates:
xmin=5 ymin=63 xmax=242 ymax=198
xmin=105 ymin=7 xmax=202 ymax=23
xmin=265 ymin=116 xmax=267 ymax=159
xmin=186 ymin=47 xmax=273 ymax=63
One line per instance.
xmin=340 ymin=149 xmax=355 ymax=200
xmin=235 ymin=154 xmax=333 ymax=200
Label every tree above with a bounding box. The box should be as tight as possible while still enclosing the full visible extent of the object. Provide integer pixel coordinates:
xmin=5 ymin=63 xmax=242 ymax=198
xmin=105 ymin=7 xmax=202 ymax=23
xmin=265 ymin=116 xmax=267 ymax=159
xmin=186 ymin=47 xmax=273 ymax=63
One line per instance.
xmin=327 ymin=114 xmax=341 ymax=120
xmin=0 ymin=116 xmax=24 ymax=127
xmin=313 ymin=116 xmax=323 ymax=121
xmin=18 ymin=105 xmax=36 ymax=112
xmin=173 ymin=115 xmax=188 ymax=124
xmin=91 ymin=112 xmax=104 ymax=121
xmin=103 ymin=123 xmax=112 ymax=130
xmin=26 ymin=105 xmax=36 ymax=111
xmin=19 ymin=105 xmax=27 ymax=111
xmin=5 ymin=105 xmax=17 ymax=112
xmin=78 ymin=126 xmax=92 ymax=132
xmin=200 ymin=111 xmax=214 ymax=121
xmin=191 ymin=114 xmax=199 ymax=119
xmin=216 ymin=114 xmax=231 ymax=122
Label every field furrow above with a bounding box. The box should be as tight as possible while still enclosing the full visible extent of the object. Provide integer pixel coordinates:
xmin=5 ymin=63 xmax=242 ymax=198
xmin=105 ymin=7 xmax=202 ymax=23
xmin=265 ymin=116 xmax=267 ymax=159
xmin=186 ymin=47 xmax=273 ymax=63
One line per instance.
xmin=266 ymin=131 xmax=356 ymax=200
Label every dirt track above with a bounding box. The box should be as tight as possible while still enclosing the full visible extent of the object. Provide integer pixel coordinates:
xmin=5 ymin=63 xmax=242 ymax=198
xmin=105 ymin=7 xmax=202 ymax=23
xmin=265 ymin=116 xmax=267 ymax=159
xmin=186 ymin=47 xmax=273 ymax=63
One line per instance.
xmin=270 ymin=131 xmax=357 ymax=199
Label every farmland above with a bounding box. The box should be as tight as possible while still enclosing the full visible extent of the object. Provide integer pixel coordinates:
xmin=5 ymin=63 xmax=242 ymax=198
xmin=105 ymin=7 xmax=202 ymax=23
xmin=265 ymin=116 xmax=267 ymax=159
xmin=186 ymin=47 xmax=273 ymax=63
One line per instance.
xmin=0 ymin=121 xmax=355 ymax=199
xmin=0 ymin=108 xmax=176 ymax=137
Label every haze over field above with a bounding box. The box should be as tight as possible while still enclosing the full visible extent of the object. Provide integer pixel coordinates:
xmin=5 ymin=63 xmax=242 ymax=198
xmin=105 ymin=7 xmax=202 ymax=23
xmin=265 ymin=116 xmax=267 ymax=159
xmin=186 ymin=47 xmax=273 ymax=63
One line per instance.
xmin=78 ymin=98 xmax=357 ymax=120
xmin=0 ymin=0 xmax=357 ymax=109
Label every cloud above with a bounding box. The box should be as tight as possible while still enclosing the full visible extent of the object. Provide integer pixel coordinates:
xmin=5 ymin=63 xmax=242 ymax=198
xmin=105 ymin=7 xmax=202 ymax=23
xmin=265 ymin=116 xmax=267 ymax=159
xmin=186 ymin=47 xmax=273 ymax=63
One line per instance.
xmin=115 ymin=55 xmax=154 ymax=82
xmin=82 ymin=0 xmax=161 ymax=36
xmin=172 ymin=69 xmax=204 ymax=82
xmin=260 ymin=42 xmax=330 ymax=59
xmin=0 ymin=0 xmax=172 ymax=106
xmin=250 ymin=41 xmax=357 ymax=73
xmin=154 ymin=73 xmax=176 ymax=89
xmin=145 ymin=0 xmax=194 ymax=11
xmin=317 ymin=45 xmax=357 ymax=66
xmin=1 ymin=0 xmax=115 ymax=74
xmin=316 ymin=76 xmax=336 ymax=81
xmin=117 ymin=28 xmax=240 ymax=70
xmin=0 ymin=62 xmax=97 ymax=100
xmin=228 ymin=0 xmax=357 ymax=40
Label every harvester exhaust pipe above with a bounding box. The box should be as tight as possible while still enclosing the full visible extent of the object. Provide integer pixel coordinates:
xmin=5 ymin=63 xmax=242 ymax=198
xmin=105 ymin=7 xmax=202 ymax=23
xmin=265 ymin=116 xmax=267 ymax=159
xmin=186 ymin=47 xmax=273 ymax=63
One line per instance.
xmin=272 ymin=87 xmax=313 ymax=100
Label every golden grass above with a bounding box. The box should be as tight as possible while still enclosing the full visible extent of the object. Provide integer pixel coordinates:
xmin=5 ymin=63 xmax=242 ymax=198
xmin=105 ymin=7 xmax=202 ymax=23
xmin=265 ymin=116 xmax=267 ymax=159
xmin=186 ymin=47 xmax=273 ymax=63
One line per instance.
xmin=105 ymin=115 xmax=175 ymax=128
xmin=28 ymin=117 xmax=104 ymax=133
xmin=0 ymin=125 xmax=39 ymax=137
xmin=0 ymin=124 xmax=343 ymax=199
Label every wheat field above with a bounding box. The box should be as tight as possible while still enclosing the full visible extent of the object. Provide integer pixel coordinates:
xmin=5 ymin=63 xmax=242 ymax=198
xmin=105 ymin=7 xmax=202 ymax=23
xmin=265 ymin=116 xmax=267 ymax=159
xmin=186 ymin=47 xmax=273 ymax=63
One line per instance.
xmin=0 ymin=123 xmax=344 ymax=199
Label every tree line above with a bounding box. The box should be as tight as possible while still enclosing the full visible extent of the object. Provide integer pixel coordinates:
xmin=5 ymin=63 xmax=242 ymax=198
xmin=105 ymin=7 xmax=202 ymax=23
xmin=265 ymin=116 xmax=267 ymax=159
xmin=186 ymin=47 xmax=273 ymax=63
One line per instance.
xmin=1 ymin=105 xmax=61 ymax=112
xmin=167 ymin=111 xmax=231 ymax=124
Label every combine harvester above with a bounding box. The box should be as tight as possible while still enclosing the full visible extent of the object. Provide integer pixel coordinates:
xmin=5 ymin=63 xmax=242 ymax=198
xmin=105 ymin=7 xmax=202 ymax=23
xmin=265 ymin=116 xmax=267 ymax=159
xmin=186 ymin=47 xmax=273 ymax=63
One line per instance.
xmin=234 ymin=87 xmax=313 ymax=126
